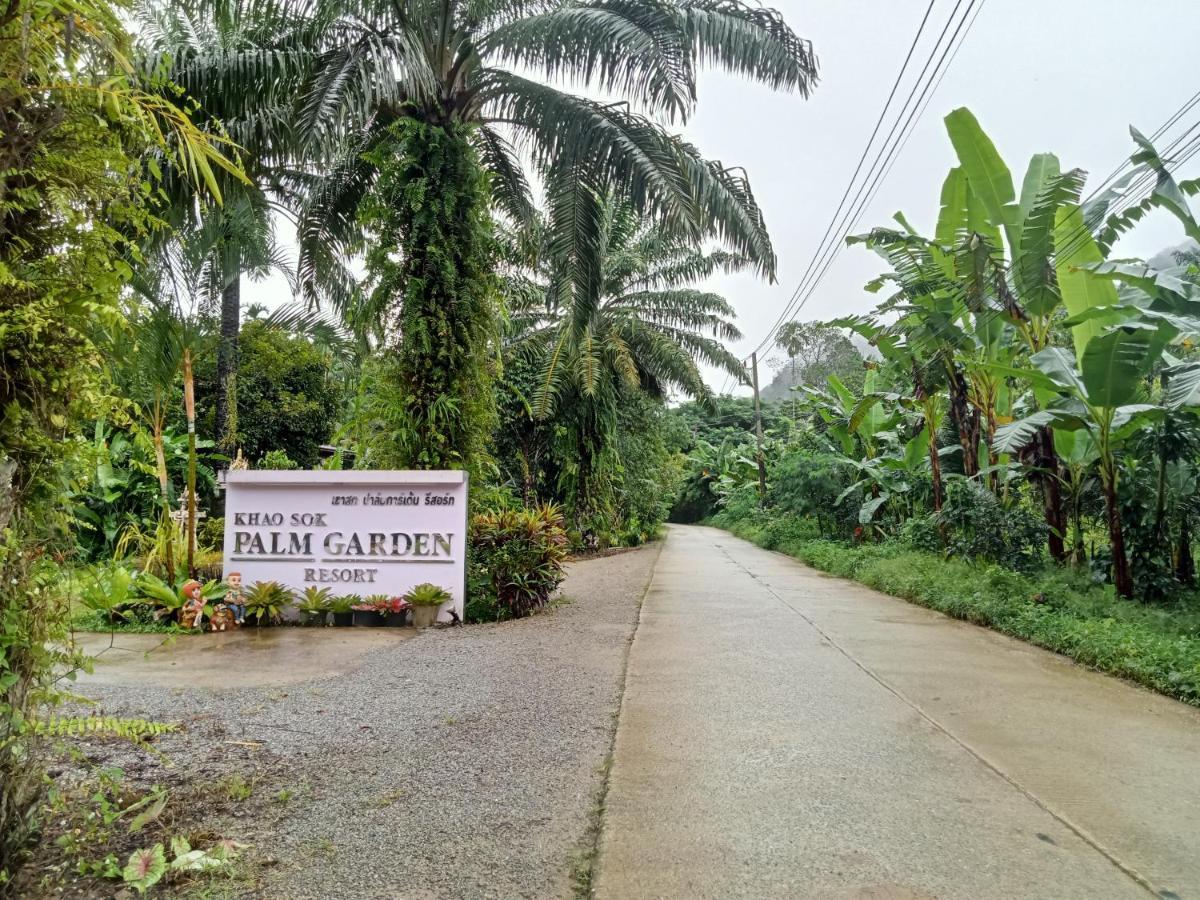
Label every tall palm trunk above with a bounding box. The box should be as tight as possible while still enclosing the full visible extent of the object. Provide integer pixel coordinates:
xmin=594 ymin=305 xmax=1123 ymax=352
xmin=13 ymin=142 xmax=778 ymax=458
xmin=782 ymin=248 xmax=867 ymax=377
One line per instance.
xmin=216 ymin=275 xmax=240 ymax=452
xmin=182 ymin=348 xmax=197 ymax=577
xmin=366 ymin=121 xmax=497 ymax=476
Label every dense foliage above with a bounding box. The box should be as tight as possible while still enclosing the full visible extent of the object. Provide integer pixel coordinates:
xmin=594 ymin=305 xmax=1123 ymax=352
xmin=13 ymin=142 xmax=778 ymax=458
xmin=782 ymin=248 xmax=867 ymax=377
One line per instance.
xmin=0 ymin=0 xmax=237 ymax=879
xmin=193 ymin=320 xmax=342 ymax=468
xmin=678 ymin=108 xmax=1200 ymax=704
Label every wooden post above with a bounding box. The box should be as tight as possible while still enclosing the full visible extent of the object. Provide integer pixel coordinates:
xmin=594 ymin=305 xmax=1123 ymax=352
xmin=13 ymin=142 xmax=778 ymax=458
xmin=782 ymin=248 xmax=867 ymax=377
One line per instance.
xmin=750 ymin=352 xmax=767 ymax=507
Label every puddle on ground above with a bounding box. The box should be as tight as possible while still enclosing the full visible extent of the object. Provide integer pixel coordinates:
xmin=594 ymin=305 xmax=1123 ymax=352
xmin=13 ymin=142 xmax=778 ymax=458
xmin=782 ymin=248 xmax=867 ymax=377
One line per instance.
xmin=71 ymin=628 xmax=413 ymax=689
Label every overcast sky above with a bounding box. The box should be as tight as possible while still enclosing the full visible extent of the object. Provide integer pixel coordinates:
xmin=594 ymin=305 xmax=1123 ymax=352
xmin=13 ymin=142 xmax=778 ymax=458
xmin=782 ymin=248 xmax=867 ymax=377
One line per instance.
xmin=251 ymin=0 xmax=1200 ymax=395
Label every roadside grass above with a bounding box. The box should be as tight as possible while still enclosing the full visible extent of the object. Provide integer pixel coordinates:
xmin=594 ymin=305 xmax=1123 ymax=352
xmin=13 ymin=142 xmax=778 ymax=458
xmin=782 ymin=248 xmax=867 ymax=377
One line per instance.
xmin=709 ymin=512 xmax=1200 ymax=706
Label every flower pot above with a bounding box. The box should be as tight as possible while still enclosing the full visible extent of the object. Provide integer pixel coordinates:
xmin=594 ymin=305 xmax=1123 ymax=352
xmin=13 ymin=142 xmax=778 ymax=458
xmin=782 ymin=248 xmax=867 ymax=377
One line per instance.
xmin=301 ymin=611 xmax=326 ymax=627
xmin=352 ymin=610 xmax=387 ymax=627
xmin=332 ymin=611 xmax=353 ymax=627
xmin=385 ymin=611 xmax=409 ymax=627
xmin=411 ymin=604 xmax=440 ymax=629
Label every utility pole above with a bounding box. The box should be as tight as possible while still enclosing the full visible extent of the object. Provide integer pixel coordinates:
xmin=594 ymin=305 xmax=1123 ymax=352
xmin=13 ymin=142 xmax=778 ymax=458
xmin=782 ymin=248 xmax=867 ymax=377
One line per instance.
xmin=750 ymin=352 xmax=767 ymax=507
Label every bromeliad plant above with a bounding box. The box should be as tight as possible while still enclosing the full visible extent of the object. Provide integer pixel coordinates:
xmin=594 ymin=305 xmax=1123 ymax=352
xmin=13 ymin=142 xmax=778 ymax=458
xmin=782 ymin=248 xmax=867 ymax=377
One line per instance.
xmin=403 ymin=584 xmax=450 ymax=607
xmin=243 ymin=581 xmax=294 ymax=625
xmin=297 ymin=586 xmax=334 ymax=624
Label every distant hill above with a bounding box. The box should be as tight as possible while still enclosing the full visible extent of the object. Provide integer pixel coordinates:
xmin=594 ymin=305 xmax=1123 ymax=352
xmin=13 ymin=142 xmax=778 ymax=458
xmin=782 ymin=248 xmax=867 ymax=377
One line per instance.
xmin=1148 ymin=238 xmax=1199 ymax=269
xmin=760 ymin=335 xmax=876 ymax=402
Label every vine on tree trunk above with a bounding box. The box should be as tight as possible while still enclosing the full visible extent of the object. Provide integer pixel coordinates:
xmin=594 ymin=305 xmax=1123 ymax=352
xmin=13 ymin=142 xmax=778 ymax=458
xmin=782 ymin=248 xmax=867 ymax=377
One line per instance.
xmin=361 ymin=120 xmax=499 ymax=479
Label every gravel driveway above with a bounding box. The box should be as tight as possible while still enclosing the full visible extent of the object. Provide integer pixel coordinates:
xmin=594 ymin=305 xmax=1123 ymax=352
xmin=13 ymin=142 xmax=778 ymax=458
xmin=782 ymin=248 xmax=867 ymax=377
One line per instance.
xmin=79 ymin=544 xmax=659 ymax=899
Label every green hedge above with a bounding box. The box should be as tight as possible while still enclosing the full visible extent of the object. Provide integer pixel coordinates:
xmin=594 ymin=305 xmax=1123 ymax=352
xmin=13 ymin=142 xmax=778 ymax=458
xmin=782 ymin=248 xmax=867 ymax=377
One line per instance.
xmin=710 ymin=511 xmax=1200 ymax=706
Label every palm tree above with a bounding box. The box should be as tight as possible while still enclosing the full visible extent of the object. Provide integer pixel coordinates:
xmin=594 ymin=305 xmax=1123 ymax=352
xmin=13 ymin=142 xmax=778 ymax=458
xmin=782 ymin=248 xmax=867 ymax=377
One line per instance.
xmin=295 ymin=0 xmax=817 ymax=472
xmin=136 ymin=0 xmax=316 ymax=450
xmin=296 ymin=0 xmax=816 ymax=267
xmin=508 ymin=181 xmax=746 ymax=534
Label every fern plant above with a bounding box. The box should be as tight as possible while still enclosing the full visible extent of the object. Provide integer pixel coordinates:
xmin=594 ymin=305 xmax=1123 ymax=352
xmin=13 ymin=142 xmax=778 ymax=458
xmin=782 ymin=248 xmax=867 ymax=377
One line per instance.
xmin=32 ymin=716 xmax=178 ymax=743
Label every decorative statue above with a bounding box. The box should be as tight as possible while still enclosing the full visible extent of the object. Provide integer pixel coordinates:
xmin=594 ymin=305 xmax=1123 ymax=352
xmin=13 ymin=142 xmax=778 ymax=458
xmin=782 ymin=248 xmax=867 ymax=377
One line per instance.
xmin=180 ymin=580 xmax=205 ymax=629
xmin=208 ymin=602 xmax=237 ymax=632
xmin=225 ymin=571 xmax=246 ymax=625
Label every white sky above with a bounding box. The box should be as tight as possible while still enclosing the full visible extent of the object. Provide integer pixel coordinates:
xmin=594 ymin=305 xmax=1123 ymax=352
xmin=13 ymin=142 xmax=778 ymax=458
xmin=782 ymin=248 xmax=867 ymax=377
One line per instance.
xmin=250 ymin=0 xmax=1200 ymax=396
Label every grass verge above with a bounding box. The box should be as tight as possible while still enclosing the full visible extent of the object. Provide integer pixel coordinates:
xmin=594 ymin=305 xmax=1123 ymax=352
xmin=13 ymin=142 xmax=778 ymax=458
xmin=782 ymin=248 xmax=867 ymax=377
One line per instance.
xmin=710 ymin=512 xmax=1200 ymax=706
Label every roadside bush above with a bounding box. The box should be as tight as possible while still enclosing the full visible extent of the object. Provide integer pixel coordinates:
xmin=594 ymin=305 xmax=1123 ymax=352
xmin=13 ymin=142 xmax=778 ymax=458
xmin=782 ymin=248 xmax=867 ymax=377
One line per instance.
xmin=934 ymin=480 xmax=1046 ymax=572
xmin=467 ymin=504 xmax=568 ymax=622
xmin=612 ymin=394 xmax=683 ymax=544
xmin=769 ymin=449 xmax=856 ymax=538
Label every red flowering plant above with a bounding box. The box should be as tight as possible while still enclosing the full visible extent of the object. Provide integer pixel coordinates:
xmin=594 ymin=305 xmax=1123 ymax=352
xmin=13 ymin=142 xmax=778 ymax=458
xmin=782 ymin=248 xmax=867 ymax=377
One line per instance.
xmin=351 ymin=594 xmax=410 ymax=616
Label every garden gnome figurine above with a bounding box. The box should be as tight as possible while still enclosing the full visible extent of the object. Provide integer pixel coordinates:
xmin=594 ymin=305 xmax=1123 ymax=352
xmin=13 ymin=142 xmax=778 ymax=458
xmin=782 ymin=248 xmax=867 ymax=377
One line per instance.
xmin=225 ymin=571 xmax=246 ymax=624
xmin=180 ymin=580 xmax=205 ymax=629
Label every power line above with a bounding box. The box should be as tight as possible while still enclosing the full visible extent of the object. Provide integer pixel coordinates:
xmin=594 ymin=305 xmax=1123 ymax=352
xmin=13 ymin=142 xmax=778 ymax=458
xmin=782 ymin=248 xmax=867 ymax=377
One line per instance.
xmin=765 ymin=0 xmax=984 ymax=348
xmin=746 ymin=0 xmax=941 ymax=364
xmin=749 ymin=0 xmax=983 ymax=362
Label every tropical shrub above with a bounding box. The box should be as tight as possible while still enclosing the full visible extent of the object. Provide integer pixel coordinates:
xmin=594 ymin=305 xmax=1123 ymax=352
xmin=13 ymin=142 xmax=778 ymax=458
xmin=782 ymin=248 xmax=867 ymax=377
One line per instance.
xmin=298 ymin=587 xmax=334 ymax=615
xmin=468 ymin=505 xmax=569 ymax=621
xmin=329 ymin=595 xmax=358 ymax=616
xmin=198 ymin=517 xmax=225 ymax=552
xmin=192 ymin=321 xmax=342 ymax=468
xmin=256 ymin=449 xmax=300 ymax=471
xmin=769 ymin=449 xmax=858 ymax=538
xmin=933 ymin=481 xmax=1047 ymax=572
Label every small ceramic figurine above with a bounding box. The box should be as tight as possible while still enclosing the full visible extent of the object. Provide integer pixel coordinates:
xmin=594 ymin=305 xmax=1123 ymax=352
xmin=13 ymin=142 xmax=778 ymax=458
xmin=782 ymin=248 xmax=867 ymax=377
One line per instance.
xmin=180 ymin=579 xmax=205 ymax=629
xmin=225 ymin=571 xmax=246 ymax=625
xmin=208 ymin=602 xmax=237 ymax=632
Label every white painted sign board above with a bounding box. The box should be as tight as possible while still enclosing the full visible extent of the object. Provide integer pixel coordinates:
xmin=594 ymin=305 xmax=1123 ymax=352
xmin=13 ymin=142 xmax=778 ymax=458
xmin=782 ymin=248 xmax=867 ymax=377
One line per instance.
xmin=222 ymin=470 xmax=468 ymax=622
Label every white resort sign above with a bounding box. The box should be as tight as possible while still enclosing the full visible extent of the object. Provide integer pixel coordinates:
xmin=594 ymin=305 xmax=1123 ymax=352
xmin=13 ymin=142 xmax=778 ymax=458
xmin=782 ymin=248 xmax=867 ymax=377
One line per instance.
xmin=222 ymin=470 xmax=468 ymax=622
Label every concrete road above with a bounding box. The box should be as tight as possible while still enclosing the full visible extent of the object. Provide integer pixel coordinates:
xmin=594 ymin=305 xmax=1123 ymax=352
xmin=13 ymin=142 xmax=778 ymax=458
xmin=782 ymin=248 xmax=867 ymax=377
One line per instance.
xmin=594 ymin=525 xmax=1200 ymax=900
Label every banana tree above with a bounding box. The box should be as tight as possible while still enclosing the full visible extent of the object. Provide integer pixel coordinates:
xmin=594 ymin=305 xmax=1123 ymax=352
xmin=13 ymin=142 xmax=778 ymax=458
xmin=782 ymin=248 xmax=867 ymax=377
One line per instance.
xmin=1052 ymin=427 xmax=1099 ymax=568
xmin=940 ymin=108 xmax=1101 ymax=560
xmin=995 ymin=321 xmax=1177 ymax=597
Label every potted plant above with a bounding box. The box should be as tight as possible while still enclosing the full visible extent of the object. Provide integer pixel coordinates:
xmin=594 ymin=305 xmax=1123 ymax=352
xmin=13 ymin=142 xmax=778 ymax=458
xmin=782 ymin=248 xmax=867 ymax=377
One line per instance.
xmin=244 ymin=581 xmax=294 ymax=626
xmin=383 ymin=596 xmax=410 ymax=627
xmin=404 ymin=583 xmax=451 ymax=629
xmin=298 ymin=586 xmax=333 ymax=626
xmin=330 ymin=595 xmax=356 ymax=627
xmin=351 ymin=594 xmax=389 ymax=627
